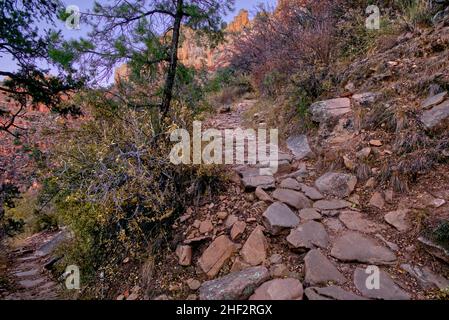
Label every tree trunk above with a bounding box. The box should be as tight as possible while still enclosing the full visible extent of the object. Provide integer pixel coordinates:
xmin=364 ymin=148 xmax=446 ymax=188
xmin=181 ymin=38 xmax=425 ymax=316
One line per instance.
xmin=160 ymin=0 xmax=183 ymax=120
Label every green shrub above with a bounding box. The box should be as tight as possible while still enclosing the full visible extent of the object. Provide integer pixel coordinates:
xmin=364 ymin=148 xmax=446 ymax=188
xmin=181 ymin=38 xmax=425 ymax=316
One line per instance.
xmin=396 ymin=0 xmax=433 ymax=30
xmin=42 ymin=104 xmax=225 ymax=285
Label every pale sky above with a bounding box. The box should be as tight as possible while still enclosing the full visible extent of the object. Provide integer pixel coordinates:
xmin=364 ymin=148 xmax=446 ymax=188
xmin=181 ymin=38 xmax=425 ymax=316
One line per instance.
xmin=0 ymin=0 xmax=276 ymax=76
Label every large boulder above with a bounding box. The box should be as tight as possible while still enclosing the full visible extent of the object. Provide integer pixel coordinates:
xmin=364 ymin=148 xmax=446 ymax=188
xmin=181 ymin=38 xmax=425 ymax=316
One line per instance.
xmin=199 ymin=267 xmax=270 ymax=300
xmin=315 ymin=172 xmax=357 ymax=198
xmin=310 ymin=98 xmax=352 ymax=123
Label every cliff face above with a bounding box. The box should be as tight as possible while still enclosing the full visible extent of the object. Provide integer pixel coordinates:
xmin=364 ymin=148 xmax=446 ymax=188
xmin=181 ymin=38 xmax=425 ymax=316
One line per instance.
xmin=177 ymin=9 xmax=250 ymax=71
xmin=115 ymin=10 xmax=251 ymax=82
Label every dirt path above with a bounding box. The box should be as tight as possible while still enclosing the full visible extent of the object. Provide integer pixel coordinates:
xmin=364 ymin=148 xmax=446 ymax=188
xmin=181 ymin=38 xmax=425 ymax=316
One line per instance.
xmin=1 ymin=230 xmax=67 ymax=300
xmin=162 ymin=98 xmax=449 ymax=301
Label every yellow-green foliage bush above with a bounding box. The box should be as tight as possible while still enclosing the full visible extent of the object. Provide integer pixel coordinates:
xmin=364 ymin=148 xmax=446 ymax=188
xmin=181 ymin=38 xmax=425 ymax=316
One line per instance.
xmin=43 ymin=96 xmax=225 ymax=284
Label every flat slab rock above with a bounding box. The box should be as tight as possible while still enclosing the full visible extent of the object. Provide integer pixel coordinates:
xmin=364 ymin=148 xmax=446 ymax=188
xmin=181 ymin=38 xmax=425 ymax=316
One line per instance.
xmin=249 ymin=278 xmax=304 ymax=300
xmin=418 ymin=236 xmax=449 ymax=264
xmin=199 ymin=267 xmax=270 ymax=300
xmin=384 ymin=210 xmax=411 ymax=232
xmin=339 ymin=211 xmax=386 ymax=233
xmin=242 ymin=175 xmax=275 ymax=191
xmin=310 ymin=98 xmax=352 ymax=123
xmin=279 ymin=178 xmax=302 ymax=191
xmin=240 ymin=226 xmax=268 ymax=266
xmin=313 ymin=199 xmax=352 ymax=211
xmin=301 ymin=185 xmax=324 ymax=200
xmin=287 ymin=221 xmax=329 ymax=251
xmin=286 ymin=134 xmax=313 ymax=160
xmin=272 ymin=189 xmax=312 ymax=210
xmin=305 ymin=286 xmax=366 ymax=301
xmin=420 ymin=100 xmax=449 ymax=130
xmin=198 ymin=235 xmax=237 ymax=278
xmin=401 ymin=264 xmax=449 ymax=290
xmin=315 ymin=172 xmax=357 ymax=198
xmin=299 ymin=208 xmax=322 ymax=221
xmin=304 ymin=249 xmax=346 ymax=286
xmin=354 ymin=268 xmax=411 ymax=300
xmin=263 ymin=202 xmax=300 ymax=235
xmin=421 ymin=91 xmax=447 ymax=110
xmin=331 ymin=232 xmax=397 ymax=265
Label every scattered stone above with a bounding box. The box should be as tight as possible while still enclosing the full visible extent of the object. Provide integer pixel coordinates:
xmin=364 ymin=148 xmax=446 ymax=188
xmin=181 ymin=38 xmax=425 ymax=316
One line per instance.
xmin=356 ymin=147 xmax=372 ymax=159
xmin=331 ymin=232 xmax=397 ymax=265
xmin=199 ymin=267 xmax=270 ymax=300
xmin=432 ymin=198 xmax=447 ymax=208
xmin=299 ymin=208 xmax=322 ymax=221
xmin=199 ymin=220 xmax=214 ymax=234
xmin=354 ymin=268 xmax=410 ymax=300
xmin=283 ymin=164 xmax=308 ymax=180
xmin=369 ymin=192 xmax=385 ymax=209
xmin=184 ymin=236 xmax=211 ymax=245
xmin=323 ymin=218 xmax=345 ymax=233
xmin=287 ymin=221 xmax=329 ymax=252
xmin=272 ymin=189 xmax=312 ymax=210
xmin=153 ymin=295 xmax=171 ymax=300
xmin=418 ymin=237 xmax=449 ymax=264
xmin=225 ymin=215 xmax=239 ymax=229
xmin=365 ymin=177 xmax=376 ymax=189
xmin=230 ymin=221 xmax=247 ymax=241
xmin=305 ymin=286 xmax=366 ymax=300
xmin=310 ymin=98 xmax=352 ymax=123
xmin=240 ymin=226 xmax=268 ymax=266
xmin=339 ymin=211 xmax=385 ymax=233
xmin=230 ymin=257 xmax=251 ymax=273
xmin=313 ymin=199 xmax=352 ymax=211
xmin=176 ymin=245 xmax=192 ymax=266
xmin=401 ymin=264 xmax=449 ymax=290
xmin=420 ymin=100 xmax=449 ymax=130
xmin=269 ymin=254 xmax=283 ymax=265
xmin=186 ymin=294 xmax=198 ymax=300
xmin=343 ymin=156 xmax=356 ymax=170
xmin=315 ymin=172 xmax=357 ymax=198
xmin=421 ymin=91 xmax=447 ymax=110
xmin=280 ymin=178 xmax=302 ymax=191
xmin=369 ymin=140 xmax=383 ymax=147
xmin=262 ymin=202 xmax=300 ymax=235
xmin=249 ymin=279 xmax=304 ymax=300
xmin=269 ymin=263 xmax=289 ymax=278
xmin=384 ymin=189 xmax=394 ymax=204
xmin=352 ymin=92 xmax=378 ymax=107
xmin=375 ymin=234 xmax=400 ymax=252
xmin=198 ymin=235 xmax=237 ymax=278
xmin=304 ymin=249 xmax=346 ymax=286
xmin=348 ymin=194 xmax=361 ymax=205
xmin=384 ymin=210 xmax=411 ymax=232
xmin=186 ymin=279 xmax=201 ymax=291
xmin=127 ymin=293 xmax=139 ymax=301
xmin=217 ymin=211 xmax=229 ymax=220
xmin=255 ymin=187 xmax=273 ymax=203
xmin=286 ymin=135 xmax=314 ymax=160
xmin=242 ymin=176 xmax=275 ymax=191
xmin=301 ymin=185 xmax=324 ymax=200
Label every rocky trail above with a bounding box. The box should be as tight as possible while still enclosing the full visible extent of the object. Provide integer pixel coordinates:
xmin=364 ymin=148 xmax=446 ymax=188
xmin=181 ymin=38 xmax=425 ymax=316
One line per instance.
xmin=161 ymin=97 xmax=449 ymax=301
xmin=1 ymin=230 xmax=68 ymax=300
